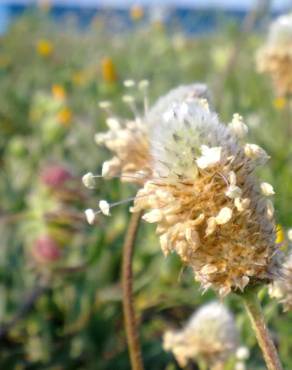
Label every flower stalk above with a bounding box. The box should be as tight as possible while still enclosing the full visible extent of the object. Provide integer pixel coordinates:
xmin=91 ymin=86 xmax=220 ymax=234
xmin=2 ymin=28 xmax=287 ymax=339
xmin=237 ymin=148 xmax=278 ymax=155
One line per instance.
xmin=122 ymin=211 xmax=144 ymax=370
xmin=240 ymin=288 xmax=283 ymax=370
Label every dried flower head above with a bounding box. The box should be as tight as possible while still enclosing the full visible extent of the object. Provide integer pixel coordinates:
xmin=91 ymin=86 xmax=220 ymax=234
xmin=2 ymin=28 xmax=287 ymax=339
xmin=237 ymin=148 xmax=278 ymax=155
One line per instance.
xmin=163 ymin=301 xmax=238 ymax=368
xmin=93 ymin=82 xmax=211 ymax=185
xmin=256 ymin=13 xmax=292 ymax=96
xmin=132 ymin=98 xmax=279 ymax=296
xmin=269 ymin=252 xmax=292 ymax=311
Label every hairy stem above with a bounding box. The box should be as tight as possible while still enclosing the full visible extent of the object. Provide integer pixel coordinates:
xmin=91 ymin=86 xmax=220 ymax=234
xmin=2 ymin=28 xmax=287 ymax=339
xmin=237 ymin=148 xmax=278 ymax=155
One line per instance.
xmin=240 ymin=288 xmax=283 ymax=370
xmin=122 ymin=211 xmax=144 ymax=370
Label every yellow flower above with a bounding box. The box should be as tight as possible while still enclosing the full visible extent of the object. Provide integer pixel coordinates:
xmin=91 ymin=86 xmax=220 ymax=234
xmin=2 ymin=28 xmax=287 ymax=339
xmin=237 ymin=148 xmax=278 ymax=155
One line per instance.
xmin=51 ymin=84 xmax=66 ymax=101
xmin=57 ymin=108 xmax=72 ymax=126
xmin=130 ymin=4 xmax=144 ymax=21
xmin=101 ymin=57 xmax=118 ymax=84
xmin=37 ymin=39 xmax=54 ymax=57
xmin=276 ymin=224 xmax=288 ymax=251
xmin=71 ymin=71 xmax=86 ymax=86
xmin=273 ymin=96 xmax=286 ymax=110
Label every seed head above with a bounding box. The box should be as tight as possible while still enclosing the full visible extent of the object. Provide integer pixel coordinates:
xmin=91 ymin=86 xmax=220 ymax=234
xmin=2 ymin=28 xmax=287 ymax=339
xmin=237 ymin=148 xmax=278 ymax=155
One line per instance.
xmin=256 ymin=13 xmax=292 ymax=96
xmin=163 ymin=302 xmax=238 ymax=367
xmin=133 ymin=98 xmax=279 ymax=296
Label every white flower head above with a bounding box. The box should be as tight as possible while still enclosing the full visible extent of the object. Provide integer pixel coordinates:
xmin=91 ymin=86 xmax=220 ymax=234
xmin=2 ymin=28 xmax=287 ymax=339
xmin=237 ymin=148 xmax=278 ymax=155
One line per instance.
xmin=261 ymin=182 xmax=275 ymax=196
xmin=268 ymin=13 xmax=292 ymax=47
xmin=133 ymin=97 xmax=279 ymax=296
xmin=163 ymin=302 xmax=239 ymax=367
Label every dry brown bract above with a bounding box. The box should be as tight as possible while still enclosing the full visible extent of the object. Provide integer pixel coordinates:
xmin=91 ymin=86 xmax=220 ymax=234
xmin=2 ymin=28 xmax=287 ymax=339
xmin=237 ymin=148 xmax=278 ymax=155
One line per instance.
xmin=132 ymin=100 xmax=279 ymax=296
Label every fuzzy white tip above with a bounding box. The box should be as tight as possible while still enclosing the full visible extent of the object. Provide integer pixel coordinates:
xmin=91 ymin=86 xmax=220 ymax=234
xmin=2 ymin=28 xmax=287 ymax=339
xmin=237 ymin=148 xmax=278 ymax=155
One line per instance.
xmin=260 ymin=182 xmax=275 ymax=196
xmin=85 ymin=209 xmax=96 ymax=224
xmin=196 ymin=146 xmax=222 ymax=169
xmin=82 ymin=172 xmax=96 ymax=189
xmin=215 ymin=207 xmax=233 ymax=225
xmin=99 ymin=200 xmax=111 ymax=216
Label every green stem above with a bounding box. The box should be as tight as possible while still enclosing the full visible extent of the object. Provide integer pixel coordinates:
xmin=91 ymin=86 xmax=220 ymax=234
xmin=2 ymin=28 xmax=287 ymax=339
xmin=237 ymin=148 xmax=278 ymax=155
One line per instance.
xmin=240 ymin=288 xmax=283 ymax=370
xmin=121 ymin=211 xmax=144 ymax=370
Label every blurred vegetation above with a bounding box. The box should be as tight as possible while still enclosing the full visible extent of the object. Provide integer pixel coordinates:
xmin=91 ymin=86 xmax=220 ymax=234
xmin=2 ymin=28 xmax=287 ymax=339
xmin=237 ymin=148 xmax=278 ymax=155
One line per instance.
xmin=0 ymin=8 xmax=291 ymax=370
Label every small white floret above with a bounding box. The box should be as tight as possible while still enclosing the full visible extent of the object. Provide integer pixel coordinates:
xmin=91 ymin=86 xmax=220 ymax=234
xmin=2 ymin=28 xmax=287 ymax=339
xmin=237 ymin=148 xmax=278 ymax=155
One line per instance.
xmin=236 ymin=346 xmax=250 ymax=361
xmin=229 ymin=113 xmax=248 ymax=139
xmin=142 ymin=209 xmax=163 ymax=223
xmin=244 ymin=143 xmax=269 ymax=164
xmin=225 ymin=185 xmax=242 ymax=199
xmin=123 ymin=80 xmax=135 ymax=87
xmin=260 ymin=182 xmax=275 ymax=196
xmin=196 ymin=146 xmax=222 ymax=169
xmin=215 ymin=207 xmax=233 ymax=225
xmin=266 ymin=200 xmax=274 ymax=219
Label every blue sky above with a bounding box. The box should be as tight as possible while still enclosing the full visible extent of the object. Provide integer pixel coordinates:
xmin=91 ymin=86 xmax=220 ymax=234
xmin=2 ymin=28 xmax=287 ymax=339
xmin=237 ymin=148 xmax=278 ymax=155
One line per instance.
xmin=2 ymin=0 xmax=292 ymax=11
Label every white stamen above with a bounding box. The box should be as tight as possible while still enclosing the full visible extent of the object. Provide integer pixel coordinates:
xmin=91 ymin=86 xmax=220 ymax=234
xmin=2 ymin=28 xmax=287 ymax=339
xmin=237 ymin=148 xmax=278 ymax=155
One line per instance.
xmin=236 ymin=346 xmax=250 ymax=361
xmin=85 ymin=209 xmax=96 ymax=224
xmin=225 ymin=185 xmax=242 ymax=199
xmin=102 ymin=157 xmax=121 ymax=178
xmin=106 ymin=117 xmax=121 ymax=130
xmin=142 ymin=209 xmax=163 ymax=223
xmin=244 ymin=143 xmax=269 ymax=164
xmin=122 ymin=95 xmax=135 ymax=104
xmin=266 ymin=200 xmax=274 ymax=219
xmin=215 ymin=207 xmax=233 ymax=225
xmin=138 ymin=79 xmax=149 ymax=90
xmin=123 ymin=80 xmax=135 ymax=87
xmin=229 ymin=113 xmax=248 ymax=139
xmin=99 ymin=101 xmax=112 ymax=109
xmin=287 ymin=229 xmax=292 ymax=241
xmin=82 ymin=172 xmax=96 ymax=189
xmin=196 ymin=146 xmax=222 ymax=169
xmin=260 ymin=182 xmax=275 ymax=196
xmin=99 ymin=200 xmax=111 ymax=216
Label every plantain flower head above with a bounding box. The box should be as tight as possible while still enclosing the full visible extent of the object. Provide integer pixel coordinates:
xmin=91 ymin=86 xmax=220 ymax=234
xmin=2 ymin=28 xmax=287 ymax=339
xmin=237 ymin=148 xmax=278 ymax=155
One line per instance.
xmin=94 ymin=82 xmax=211 ymax=185
xmin=256 ymin=13 xmax=292 ymax=96
xmin=132 ymin=98 xmax=279 ymax=296
xmin=269 ymin=251 xmax=292 ymax=311
xmin=163 ymin=301 xmax=238 ymax=368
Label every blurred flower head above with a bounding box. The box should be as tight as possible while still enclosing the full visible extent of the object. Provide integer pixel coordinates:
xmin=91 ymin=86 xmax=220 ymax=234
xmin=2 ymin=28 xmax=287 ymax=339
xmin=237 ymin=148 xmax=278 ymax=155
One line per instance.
xmin=132 ymin=96 xmax=279 ymax=296
xmin=51 ymin=84 xmax=66 ymax=101
xmin=257 ymin=13 xmax=292 ymax=96
xmin=36 ymin=39 xmax=54 ymax=57
xmin=31 ymin=235 xmax=62 ymax=264
xmin=101 ymin=57 xmax=118 ymax=84
xmin=84 ymin=83 xmax=211 ymax=224
xmin=163 ymin=301 xmax=238 ymax=367
xmin=93 ymin=82 xmax=210 ymax=185
xmin=130 ymin=4 xmax=144 ymax=21
xmin=57 ymin=107 xmax=72 ymax=126
xmin=40 ymin=164 xmax=73 ymax=188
